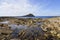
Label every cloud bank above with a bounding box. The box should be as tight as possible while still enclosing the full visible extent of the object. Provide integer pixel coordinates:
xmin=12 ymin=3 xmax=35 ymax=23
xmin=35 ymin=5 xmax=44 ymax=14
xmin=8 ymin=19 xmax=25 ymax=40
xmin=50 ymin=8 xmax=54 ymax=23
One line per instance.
xmin=0 ymin=0 xmax=40 ymax=16
xmin=0 ymin=0 xmax=60 ymax=16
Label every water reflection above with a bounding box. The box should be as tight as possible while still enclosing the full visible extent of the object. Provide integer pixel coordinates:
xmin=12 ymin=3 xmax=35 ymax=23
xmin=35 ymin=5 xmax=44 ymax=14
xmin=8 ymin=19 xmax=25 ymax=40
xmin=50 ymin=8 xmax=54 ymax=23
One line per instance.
xmin=8 ymin=24 xmax=28 ymax=30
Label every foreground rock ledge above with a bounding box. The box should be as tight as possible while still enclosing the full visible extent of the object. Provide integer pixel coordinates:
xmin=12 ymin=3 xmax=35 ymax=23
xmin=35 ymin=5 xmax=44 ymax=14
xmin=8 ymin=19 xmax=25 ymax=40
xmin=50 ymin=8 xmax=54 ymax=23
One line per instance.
xmin=0 ymin=17 xmax=60 ymax=40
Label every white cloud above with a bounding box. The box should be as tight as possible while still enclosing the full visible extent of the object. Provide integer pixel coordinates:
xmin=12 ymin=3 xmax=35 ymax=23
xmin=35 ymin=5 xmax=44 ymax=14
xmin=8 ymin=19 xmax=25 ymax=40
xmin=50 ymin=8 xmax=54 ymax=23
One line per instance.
xmin=0 ymin=0 xmax=58 ymax=16
xmin=0 ymin=0 xmax=40 ymax=16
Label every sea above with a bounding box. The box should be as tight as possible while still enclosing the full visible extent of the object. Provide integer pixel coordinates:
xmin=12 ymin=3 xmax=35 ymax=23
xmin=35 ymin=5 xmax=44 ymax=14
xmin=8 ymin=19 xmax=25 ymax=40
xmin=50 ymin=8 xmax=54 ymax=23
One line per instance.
xmin=15 ymin=16 xmax=55 ymax=19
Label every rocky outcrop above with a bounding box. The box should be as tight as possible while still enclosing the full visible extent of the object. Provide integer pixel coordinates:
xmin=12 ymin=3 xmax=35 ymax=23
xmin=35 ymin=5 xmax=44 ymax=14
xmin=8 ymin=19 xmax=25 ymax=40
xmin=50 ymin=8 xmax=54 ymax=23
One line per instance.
xmin=0 ymin=17 xmax=60 ymax=40
xmin=22 ymin=14 xmax=35 ymax=17
xmin=40 ymin=17 xmax=60 ymax=40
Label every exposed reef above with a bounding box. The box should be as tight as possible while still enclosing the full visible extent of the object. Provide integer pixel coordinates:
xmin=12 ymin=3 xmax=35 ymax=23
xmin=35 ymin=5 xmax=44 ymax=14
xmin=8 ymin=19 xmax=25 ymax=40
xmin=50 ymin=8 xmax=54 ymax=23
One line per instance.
xmin=0 ymin=16 xmax=60 ymax=40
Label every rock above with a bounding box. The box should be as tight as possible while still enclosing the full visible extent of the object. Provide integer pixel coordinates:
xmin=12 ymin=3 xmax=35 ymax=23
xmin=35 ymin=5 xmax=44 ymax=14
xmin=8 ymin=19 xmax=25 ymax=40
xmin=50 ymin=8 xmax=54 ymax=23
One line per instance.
xmin=22 ymin=13 xmax=35 ymax=17
xmin=0 ymin=16 xmax=60 ymax=40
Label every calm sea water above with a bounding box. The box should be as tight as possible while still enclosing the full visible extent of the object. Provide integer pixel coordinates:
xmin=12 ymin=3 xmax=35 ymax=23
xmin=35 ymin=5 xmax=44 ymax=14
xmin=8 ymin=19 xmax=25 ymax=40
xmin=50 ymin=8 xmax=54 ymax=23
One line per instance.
xmin=35 ymin=16 xmax=55 ymax=18
xmin=15 ymin=16 xmax=55 ymax=19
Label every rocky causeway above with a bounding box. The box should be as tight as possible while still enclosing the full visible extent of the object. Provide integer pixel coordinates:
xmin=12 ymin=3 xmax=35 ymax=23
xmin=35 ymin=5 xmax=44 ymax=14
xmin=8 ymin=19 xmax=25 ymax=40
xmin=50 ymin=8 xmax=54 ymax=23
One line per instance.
xmin=0 ymin=16 xmax=60 ymax=40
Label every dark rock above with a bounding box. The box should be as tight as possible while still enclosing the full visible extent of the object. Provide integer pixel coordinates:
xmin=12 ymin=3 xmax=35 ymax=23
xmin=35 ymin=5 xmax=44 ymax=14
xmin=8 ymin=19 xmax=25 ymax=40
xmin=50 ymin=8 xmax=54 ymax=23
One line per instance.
xmin=22 ymin=13 xmax=35 ymax=17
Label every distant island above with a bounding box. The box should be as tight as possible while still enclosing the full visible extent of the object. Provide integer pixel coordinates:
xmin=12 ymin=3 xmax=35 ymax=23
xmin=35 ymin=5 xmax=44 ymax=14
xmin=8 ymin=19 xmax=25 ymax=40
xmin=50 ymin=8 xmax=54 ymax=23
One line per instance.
xmin=22 ymin=14 xmax=35 ymax=17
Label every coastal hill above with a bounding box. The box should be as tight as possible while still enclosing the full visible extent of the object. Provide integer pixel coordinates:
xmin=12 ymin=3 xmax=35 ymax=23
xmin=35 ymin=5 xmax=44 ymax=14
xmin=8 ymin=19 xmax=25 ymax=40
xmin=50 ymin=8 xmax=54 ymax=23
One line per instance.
xmin=22 ymin=14 xmax=35 ymax=17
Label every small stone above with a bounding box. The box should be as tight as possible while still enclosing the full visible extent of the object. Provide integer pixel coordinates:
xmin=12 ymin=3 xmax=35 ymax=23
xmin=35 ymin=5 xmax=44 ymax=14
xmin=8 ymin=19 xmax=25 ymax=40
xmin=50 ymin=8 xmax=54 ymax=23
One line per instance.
xmin=57 ymin=34 xmax=60 ymax=38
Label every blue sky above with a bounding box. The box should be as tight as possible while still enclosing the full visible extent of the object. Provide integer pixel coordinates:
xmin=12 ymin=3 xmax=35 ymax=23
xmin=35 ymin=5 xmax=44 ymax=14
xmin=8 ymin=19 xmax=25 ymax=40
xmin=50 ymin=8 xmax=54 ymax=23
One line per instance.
xmin=0 ymin=0 xmax=60 ymax=16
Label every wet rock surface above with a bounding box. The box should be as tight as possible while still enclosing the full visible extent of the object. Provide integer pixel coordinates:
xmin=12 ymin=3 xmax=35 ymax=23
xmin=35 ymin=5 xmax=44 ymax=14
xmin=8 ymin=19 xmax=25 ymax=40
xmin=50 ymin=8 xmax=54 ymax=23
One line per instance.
xmin=0 ymin=17 xmax=60 ymax=40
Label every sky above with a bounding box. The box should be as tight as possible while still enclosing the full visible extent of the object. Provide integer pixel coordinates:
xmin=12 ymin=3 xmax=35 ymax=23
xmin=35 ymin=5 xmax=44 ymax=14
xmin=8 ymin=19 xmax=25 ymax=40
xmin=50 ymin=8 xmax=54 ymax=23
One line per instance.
xmin=0 ymin=0 xmax=60 ymax=16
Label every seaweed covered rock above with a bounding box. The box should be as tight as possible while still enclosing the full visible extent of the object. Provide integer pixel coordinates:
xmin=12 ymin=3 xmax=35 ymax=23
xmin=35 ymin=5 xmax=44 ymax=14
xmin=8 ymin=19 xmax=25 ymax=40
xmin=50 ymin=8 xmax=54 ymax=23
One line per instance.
xmin=41 ymin=17 xmax=60 ymax=40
